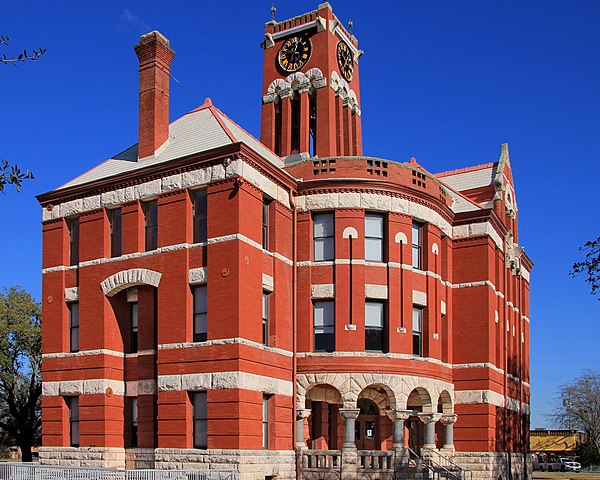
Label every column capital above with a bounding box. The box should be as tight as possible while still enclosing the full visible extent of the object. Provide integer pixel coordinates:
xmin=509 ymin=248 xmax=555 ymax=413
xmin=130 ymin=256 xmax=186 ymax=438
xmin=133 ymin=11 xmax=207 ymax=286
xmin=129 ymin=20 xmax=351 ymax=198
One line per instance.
xmin=418 ymin=412 xmax=442 ymax=424
xmin=339 ymin=408 xmax=360 ymax=421
xmin=297 ymin=409 xmax=311 ymax=420
xmin=440 ymin=414 xmax=457 ymax=425
xmin=387 ymin=409 xmax=413 ymax=422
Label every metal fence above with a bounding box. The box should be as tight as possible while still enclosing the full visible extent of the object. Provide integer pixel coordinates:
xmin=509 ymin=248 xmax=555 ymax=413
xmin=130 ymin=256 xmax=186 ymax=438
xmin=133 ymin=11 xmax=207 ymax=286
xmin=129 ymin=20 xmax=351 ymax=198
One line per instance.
xmin=0 ymin=463 xmax=238 ymax=480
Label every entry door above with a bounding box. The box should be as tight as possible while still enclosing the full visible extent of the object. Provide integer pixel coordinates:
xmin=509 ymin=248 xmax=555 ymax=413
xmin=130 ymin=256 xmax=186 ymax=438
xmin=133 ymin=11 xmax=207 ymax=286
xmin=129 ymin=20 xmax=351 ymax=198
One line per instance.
xmin=407 ymin=417 xmax=423 ymax=454
xmin=355 ymin=414 xmax=378 ymax=450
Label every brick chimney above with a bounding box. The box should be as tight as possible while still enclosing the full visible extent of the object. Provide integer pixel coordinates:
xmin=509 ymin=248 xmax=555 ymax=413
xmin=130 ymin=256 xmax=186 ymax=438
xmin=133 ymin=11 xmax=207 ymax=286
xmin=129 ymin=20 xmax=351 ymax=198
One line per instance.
xmin=134 ymin=31 xmax=175 ymax=159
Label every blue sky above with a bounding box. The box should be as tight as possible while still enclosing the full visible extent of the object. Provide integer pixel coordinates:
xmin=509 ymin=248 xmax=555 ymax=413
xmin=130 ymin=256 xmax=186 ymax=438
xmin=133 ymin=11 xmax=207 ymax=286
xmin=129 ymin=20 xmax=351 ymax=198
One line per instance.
xmin=2 ymin=0 xmax=599 ymax=429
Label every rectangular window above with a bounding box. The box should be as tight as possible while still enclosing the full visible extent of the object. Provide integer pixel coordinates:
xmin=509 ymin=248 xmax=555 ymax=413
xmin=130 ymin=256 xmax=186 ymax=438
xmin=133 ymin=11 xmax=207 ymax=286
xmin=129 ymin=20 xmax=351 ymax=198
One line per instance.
xmin=143 ymin=200 xmax=158 ymax=251
xmin=68 ymin=217 xmax=79 ymax=266
xmin=192 ymin=190 xmax=207 ymax=244
xmin=129 ymin=397 xmax=138 ymax=448
xmin=313 ymin=213 xmax=334 ymax=261
xmin=129 ymin=302 xmax=138 ymax=353
xmin=262 ymin=199 xmax=270 ymax=250
xmin=109 ymin=208 xmax=122 ymax=258
xmin=365 ymin=301 xmax=385 ymax=352
xmin=68 ymin=397 xmax=79 ymax=447
xmin=262 ymin=395 xmax=270 ymax=449
xmin=192 ymin=392 xmax=207 ymax=449
xmin=262 ymin=292 xmax=269 ymax=346
xmin=314 ymin=301 xmax=335 ymax=352
xmin=69 ymin=303 xmax=79 ymax=353
xmin=412 ymin=307 xmax=423 ymax=356
xmin=193 ymin=286 xmax=207 ymax=342
xmin=365 ymin=213 xmax=384 ymax=262
xmin=412 ymin=222 xmax=422 ymax=269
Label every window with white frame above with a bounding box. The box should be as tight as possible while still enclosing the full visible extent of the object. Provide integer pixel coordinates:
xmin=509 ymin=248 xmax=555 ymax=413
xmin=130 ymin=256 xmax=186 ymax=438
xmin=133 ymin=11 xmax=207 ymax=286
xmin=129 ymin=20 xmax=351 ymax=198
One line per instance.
xmin=193 ymin=285 xmax=207 ymax=342
xmin=129 ymin=397 xmax=138 ymax=448
xmin=262 ymin=394 xmax=271 ymax=449
xmin=262 ymin=292 xmax=270 ymax=345
xmin=412 ymin=306 xmax=423 ymax=356
xmin=129 ymin=302 xmax=138 ymax=353
xmin=412 ymin=222 xmax=423 ymax=269
xmin=314 ymin=301 xmax=335 ymax=352
xmin=313 ymin=213 xmax=334 ymax=261
xmin=365 ymin=301 xmax=385 ymax=352
xmin=365 ymin=213 xmax=384 ymax=262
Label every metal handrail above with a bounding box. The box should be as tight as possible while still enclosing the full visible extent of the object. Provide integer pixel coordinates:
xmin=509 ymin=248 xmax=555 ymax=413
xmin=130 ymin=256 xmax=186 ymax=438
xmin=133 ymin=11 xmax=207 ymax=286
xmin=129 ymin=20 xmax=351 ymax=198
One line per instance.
xmin=407 ymin=447 xmax=472 ymax=480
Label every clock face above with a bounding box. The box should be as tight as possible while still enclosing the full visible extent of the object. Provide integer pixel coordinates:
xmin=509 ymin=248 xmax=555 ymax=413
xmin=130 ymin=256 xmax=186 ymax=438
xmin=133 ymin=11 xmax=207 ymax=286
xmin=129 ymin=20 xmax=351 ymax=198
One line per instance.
xmin=337 ymin=41 xmax=354 ymax=81
xmin=278 ymin=36 xmax=312 ymax=72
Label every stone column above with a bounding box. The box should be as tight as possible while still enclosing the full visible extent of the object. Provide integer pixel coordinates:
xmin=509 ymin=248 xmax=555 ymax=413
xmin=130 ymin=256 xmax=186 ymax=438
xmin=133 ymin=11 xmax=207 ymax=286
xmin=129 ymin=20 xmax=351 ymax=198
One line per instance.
xmin=387 ymin=409 xmax=412 ymax=448
xmin=296 ymin=409 xmax=311 ymax=450
xmin=387 ymin=409 xmax=413 ymax=465
xmin=418 ymin=413 xmax=441 ymax=450
xmin=440 ymin=414 xmax=458 ymax=454
xmin=339 ymin=408 xmax=360 ymax=449
xmin=339 ymin=408 xmax=360 ymax=480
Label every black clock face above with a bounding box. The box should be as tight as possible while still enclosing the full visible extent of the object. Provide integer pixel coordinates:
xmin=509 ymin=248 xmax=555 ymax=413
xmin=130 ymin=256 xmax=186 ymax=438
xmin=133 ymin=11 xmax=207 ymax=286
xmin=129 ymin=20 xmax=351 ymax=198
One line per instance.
xmin=278 ymin=36 xmax=312 ymax=72
xmin=337 ymin=41 xmax=354 ymax=81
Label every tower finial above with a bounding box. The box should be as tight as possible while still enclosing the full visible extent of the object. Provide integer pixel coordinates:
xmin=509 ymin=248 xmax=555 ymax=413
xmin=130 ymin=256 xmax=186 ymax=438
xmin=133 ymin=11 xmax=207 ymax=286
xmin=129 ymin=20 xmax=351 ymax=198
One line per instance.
xmin=270 ymin=3 xmax=277 ymax=21
xmin=348 ymin=19 xmax=353 ymax=32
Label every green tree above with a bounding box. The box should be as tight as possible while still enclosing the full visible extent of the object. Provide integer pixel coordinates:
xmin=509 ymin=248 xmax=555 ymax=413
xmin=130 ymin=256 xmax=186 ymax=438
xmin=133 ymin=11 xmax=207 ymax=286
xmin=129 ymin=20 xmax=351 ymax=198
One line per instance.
xmin=0 ymin=287 xmax=41 ymax=462
xmin=550 ymin=371 xmax=600 ymax=462
xmin=572 ymin=237 xmax=600 ymax=298
xmin=1 ymin=35 xmax=43 ymax=193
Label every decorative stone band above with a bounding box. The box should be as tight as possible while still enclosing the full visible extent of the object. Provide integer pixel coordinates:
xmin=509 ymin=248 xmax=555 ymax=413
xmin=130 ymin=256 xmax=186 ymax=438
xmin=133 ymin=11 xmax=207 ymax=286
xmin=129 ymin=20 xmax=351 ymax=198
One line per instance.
xmin=158 ymin=371 xmax=293 ymax=396
xmin=295 ymin=191 xmax=505 ymax=251
xmin=158 ymin=337 xmax=293 ymax=358
xmin=188 ymin=267 xmax=207 ymax=285
xmin=43 ymin=378 xmax=125 ymax=397
xmin=312 ymin=284 xmax=335 ymax=298
xmin=42 ymin=348 xmax=125 ymax=359
xmin=296 ymin=372 xmax=454 ymax=412
xmin=100 ymin=269 xmax=162 ymax=297
xmin=64 ymin=287 xmax=79 ymax=302
xmin=42 ymin=158 xmax=290 ymax=221
xmin=42 ymin=233 xmax=294 ymax=274
xmin=125 ymin=379 xmax=157 ymax=396
xmin=455 ymin=389 xmax=530 ymax=413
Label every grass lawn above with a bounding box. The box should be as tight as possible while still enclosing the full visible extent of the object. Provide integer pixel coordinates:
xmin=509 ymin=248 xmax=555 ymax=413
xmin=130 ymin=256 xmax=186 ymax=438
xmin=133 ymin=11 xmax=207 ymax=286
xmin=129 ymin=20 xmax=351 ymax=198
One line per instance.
xmin=534 ymin=472 xmax=600 ymax=480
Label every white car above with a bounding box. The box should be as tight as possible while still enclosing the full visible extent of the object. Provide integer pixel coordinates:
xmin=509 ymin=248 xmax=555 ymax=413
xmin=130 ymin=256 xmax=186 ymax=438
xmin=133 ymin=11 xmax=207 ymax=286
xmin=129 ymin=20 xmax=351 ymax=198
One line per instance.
xmin=559 ymin=458 xmax=581 ymax=472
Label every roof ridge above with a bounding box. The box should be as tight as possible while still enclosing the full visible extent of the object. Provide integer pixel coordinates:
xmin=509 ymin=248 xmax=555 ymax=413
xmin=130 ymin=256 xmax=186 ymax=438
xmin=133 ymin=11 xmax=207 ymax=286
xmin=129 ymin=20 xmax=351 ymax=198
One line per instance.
xmin=436 ymin=162 xmax=496 ymax=177
xmin=438 ymin=177 xmax=484 ymax=211
xmin=208 ymin=105 xmax=238 ymax=144
xmin=213 ymin=106 xmax=282 ymax=160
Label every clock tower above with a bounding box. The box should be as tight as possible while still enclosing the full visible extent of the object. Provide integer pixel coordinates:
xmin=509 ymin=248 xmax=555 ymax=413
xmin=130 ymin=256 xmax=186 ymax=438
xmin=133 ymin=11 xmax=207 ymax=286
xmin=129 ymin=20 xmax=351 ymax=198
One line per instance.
xmin=260 ymin=2 xmax=363 ymax=158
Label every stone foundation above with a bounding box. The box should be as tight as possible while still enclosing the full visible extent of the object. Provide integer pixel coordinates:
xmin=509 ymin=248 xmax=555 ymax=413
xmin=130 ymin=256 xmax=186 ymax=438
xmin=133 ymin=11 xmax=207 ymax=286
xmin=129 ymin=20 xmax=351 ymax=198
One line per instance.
xmin=154 ymin=449 xmax=296 ymax=480
xmin=454 ymin=452 xmax=532 ymax=480
xmin=39 ymin=446 xmax=126 ymax=469
xmin=40 ymin=447 xmax=295 ymax=480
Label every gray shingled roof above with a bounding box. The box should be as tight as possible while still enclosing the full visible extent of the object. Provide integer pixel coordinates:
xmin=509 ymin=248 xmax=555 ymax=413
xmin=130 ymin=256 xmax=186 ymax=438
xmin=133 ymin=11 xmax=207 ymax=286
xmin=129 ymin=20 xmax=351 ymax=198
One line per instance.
xmin=57 ymin=102 xmax=282 ymax=190
xmin=437 ymin=164 xmax=497 ymax=192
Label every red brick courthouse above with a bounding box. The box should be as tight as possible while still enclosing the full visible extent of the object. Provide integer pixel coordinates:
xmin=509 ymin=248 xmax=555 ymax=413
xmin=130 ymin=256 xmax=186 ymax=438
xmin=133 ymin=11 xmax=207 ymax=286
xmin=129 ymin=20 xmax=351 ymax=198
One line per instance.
xmin=37 ymin=3 xmax=532 ymax=479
